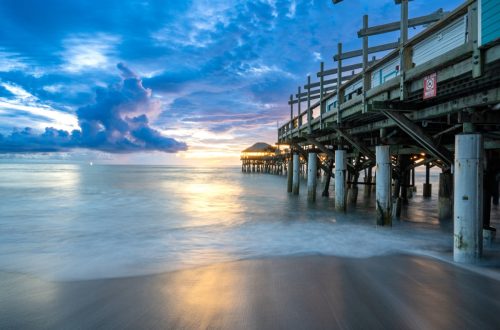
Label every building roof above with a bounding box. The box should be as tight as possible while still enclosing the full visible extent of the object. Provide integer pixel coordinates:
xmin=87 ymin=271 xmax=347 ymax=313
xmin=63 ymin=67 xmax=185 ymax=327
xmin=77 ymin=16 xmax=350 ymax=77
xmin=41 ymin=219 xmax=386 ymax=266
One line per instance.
xmin=242 ymin=142 xmax=276 ymax=153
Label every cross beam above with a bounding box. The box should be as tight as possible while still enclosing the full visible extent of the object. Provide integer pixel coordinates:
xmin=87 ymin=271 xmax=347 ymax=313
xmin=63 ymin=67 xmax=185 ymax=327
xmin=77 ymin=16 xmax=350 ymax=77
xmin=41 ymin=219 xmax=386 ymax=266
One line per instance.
xmin=292 ymin=143 xmax=331 ymax=174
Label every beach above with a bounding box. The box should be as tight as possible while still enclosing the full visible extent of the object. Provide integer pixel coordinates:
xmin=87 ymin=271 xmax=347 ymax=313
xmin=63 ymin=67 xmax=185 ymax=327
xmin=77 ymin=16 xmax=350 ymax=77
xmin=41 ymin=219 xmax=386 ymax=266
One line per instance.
xmin=2 ymin=254 xmax=500 ymax=329
xmin=1 ymin=164 xmax=500 ymax=329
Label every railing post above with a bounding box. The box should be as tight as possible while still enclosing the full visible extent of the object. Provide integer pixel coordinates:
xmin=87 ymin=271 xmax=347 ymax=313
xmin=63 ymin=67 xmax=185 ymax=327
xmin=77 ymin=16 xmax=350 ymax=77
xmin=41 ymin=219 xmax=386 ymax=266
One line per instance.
xmin=297 ymin=86 xmax=302 ymax=128
xmin=336 ymin=43 xmax=343 ymax=124
xmin=362 ymin=14 xmax=370 ymax=113
xmin=319 ymin=61 xmax=324 ymax=128
xmin=469 ymin=2 xmax=483 ymax=78
xmin=307 ymin=75 xmax=312 ymax=134
xmin=399 ymin=0 xmax=409 ymax=101
xmin=289 ymin=94 xmax=293 ymax=139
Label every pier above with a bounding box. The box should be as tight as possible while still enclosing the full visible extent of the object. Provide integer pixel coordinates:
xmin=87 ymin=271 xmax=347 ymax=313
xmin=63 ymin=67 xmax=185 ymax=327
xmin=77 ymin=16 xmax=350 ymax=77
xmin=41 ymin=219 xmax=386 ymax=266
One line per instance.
xmin=242 ymin=0 xmax=500 ymax=264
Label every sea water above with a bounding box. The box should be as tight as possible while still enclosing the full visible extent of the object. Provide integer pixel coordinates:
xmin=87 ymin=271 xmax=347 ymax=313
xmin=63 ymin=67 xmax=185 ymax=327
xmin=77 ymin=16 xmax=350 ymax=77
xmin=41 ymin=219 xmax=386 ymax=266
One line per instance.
xmin=0 ymin=163 xmax=491 ymax=281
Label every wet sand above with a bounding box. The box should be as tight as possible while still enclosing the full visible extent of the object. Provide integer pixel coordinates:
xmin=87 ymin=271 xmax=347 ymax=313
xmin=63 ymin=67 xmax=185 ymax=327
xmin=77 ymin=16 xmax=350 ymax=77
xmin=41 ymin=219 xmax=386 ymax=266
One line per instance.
xmin=1 ymin=254 xmax=500 ymax=329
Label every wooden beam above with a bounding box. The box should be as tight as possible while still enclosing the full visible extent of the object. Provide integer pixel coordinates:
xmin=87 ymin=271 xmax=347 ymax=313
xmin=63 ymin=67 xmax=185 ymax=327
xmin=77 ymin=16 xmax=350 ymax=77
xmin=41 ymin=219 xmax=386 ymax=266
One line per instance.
xmin=334 ymin=42 xmax=399 ymax=61
xmin=291 ymin=86 xmax=337 ymax=104
xmin=317 ymin=59 xmax=380 ymax=77
xmin=304 ymin=78 xmax=338 ymax=90
xmin=357 ymin=9 xmax=446 ymax=37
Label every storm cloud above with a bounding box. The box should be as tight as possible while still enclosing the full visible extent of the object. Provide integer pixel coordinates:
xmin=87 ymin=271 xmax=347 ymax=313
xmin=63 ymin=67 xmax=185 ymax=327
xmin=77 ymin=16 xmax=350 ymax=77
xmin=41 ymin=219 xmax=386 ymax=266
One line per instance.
xmin=0 ymin=63 xmax=187 ymax=153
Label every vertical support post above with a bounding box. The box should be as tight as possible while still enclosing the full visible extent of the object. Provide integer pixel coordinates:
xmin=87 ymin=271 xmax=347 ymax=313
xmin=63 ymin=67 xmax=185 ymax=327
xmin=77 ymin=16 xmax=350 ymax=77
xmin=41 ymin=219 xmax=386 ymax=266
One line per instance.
xmin=364 ymin=166 xmax=372 ymax=197
xmin=297 ymin=86 xmax=302 ymax=127
xmin=362 ymin=14 xmax=370 ymax=113
xmin=336 ymin=43 xmax=343 ymax=124
xmin=399 ymin=0 xmax=409 ymax=101
xmin=423 ymin=163 xmax=432 ymax=197
xmin=454 ymin=133 xmax=483 ymax=263
xmin=289 ymin=94 xmax=294 ymax=139
xmin=484 ymin=151 xmax=497 ymax=245
xmin=412 ymin=167 xmax=416 ymax=192
xmin=307 ymin=152 xmax=317 ymax=202
xmin=469 ymin=2 xmax=483 ymax=78
xmin=319 ymin=62 xmax=324 ymax=128
xmin=349 ymin=171 xmax=359 ymax=205
xmin=400 ymin=155 xmax=411 ymax=205
xmin=287 ymin=155 xmax=293 ymax=193
xmin=323 ymin=159 xmax=334 ymax=197
xmin=335 ymin=149 xmax=346 ymax=212
xmin=307 ymin=75 xmax=312 ymax=134
xmin=392 ymin=156 xmax=402 ymax=220
xmin=439 ymin=172 xmax=453 ymax=220
xmin=292 ymin=153 xmax=300 ymax=195
xmin=376 ymin=145 xmax=392 ymax=226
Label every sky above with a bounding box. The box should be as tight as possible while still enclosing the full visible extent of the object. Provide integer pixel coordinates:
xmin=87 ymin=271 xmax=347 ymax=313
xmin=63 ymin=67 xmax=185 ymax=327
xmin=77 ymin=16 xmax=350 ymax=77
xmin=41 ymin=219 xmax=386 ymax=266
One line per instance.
xmin=0 ymin=0 xmax=463 ymax=165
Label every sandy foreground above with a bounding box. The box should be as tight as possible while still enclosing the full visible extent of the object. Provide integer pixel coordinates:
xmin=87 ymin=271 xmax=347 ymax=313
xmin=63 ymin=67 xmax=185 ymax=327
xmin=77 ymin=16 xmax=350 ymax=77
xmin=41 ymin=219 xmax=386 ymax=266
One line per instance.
xmin=1 ymin=254 xmax=500 ymax=329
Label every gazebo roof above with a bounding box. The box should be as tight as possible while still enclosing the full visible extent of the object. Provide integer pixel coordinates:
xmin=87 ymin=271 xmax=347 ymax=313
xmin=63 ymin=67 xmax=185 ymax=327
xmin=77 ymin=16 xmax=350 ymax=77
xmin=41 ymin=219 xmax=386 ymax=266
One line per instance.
xmin=242 ymin=142 xmax=276 ymax=153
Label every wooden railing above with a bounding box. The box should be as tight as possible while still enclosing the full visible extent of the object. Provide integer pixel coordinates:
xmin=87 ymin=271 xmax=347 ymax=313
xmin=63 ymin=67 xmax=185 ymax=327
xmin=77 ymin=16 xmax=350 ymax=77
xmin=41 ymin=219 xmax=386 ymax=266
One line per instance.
xmin=278 ymin=0 xmax=475 ymax=141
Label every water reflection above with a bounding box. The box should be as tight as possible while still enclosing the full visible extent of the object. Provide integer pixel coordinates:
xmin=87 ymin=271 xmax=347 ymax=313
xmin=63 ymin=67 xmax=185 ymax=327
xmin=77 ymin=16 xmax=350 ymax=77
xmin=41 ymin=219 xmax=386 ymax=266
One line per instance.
xmin=179 ymin=181 xmax=244 ymax=227
xmin=0 ymin=164 xmax=497 ymax=281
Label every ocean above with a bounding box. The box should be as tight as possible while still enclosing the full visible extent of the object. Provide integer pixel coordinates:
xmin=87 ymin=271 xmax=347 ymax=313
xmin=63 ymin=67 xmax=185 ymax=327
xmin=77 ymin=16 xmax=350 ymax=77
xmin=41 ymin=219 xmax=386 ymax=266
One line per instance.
xmin=0 ymin=163 xmax=467 ymax=281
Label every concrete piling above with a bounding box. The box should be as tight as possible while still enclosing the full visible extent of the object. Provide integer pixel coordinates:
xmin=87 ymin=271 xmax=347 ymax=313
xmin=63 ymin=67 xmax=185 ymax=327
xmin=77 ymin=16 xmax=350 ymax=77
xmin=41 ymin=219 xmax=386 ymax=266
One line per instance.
xmin=453 ymin=133 xmax=483 ymax=263
xmin=335 ymin=150 xmax=346 ymax=211
xmin=307 ymin=152 xmax=317 ymax=202
xmin=438 ymin=172 xmax=453 ymax=220
xmin=287 ymin=157 xmax=293 ymax=193
xmin=292 ymin=153 xmax=300 ymax=195
xmin=376 ymin=146 xmax=392 ymax=226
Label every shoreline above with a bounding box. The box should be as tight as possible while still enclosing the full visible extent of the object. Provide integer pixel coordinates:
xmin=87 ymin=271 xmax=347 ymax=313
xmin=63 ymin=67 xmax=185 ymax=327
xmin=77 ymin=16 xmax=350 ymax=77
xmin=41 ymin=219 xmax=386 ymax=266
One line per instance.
xmin=2 ymin=254 xmax=500 ymax=329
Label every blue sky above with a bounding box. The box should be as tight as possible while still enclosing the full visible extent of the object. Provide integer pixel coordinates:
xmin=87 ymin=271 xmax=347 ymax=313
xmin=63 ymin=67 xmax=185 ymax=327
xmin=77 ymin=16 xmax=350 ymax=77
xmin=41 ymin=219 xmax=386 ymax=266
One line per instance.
xmin=0 ymin=0 xmax=462 ymax=164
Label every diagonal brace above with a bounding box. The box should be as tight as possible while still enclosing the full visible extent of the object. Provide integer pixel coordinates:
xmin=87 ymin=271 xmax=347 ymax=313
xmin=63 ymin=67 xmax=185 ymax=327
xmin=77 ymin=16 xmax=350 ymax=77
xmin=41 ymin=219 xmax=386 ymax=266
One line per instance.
xmin=379 ymin=109 xmax=453 ymax=168
xmin=334 ymin=128 xmax=376 ymax=161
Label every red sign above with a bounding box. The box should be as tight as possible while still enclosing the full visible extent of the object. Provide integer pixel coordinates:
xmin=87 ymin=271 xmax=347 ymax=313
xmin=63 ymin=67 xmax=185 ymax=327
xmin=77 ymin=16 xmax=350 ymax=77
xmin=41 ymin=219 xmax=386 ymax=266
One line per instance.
xmin=423 ymin=73 xmax=437 ymax=99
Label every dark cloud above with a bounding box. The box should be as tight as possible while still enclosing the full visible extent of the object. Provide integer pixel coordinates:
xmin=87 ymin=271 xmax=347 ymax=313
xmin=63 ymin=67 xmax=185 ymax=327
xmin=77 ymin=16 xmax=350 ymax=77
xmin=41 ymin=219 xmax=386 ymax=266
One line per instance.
xmin=0 ymin=64 xmax=187 ymax=153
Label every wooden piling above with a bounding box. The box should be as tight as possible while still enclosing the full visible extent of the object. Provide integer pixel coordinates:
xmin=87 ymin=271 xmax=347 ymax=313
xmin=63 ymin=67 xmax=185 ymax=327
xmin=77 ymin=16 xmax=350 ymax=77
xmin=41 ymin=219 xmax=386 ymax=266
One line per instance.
xmin=423 ymin=163 xmax=432 ymax=197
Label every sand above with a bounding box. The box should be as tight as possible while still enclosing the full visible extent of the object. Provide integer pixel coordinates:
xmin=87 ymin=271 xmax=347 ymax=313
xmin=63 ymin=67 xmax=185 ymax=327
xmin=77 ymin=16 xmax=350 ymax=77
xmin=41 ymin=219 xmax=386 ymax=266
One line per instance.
xmin=1 ymin=254 xmax=500 ymax=329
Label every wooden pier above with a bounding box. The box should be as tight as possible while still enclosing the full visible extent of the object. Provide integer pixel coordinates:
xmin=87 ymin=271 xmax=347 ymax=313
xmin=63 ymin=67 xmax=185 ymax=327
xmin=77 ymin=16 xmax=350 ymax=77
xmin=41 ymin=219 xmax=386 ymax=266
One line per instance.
xmin=242 ymin=0 xmax=500 ymax=264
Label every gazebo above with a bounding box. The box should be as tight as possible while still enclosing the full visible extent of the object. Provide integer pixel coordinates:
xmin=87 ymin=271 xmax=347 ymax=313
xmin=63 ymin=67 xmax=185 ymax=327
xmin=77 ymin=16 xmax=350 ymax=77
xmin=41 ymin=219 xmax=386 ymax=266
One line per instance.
xmin=241 ymin=142 xmax=276 ymax=157
xmin=241 ymin=142 xmax=283 ymax=173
